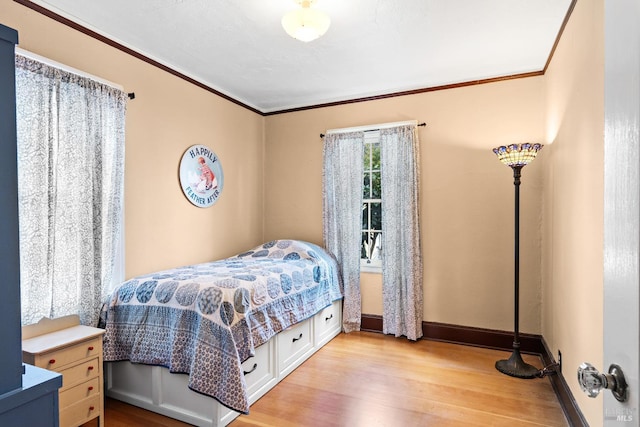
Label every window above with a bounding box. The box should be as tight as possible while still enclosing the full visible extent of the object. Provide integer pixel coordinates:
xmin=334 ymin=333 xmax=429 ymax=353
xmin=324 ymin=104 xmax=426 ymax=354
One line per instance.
xmin=15 ymin=51 xmax=126 ymax=326
xmin=361 ymin=130 xmax=382 ymax=271
xmin=323 ymin=121 xmax=422 ymax=336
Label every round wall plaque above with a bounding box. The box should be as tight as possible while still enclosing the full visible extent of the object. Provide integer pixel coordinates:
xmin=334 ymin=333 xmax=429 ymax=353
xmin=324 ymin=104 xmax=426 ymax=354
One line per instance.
xmin=179 ymin=144 xmax=224 ymax=208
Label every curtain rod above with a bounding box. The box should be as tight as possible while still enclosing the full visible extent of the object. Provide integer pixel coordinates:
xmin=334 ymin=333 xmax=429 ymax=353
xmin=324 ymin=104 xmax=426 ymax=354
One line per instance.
xmin=320 ymin=120 xmax=426 ymax=138
xmin=16 ymin=46 xmax=135 ymax=100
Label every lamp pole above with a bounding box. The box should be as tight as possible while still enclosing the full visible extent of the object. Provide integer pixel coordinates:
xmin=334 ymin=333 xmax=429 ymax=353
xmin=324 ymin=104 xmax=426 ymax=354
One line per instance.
xmin=513 ymin=165 xmax=522 ymax=351
xmin=492 ymin=143 xmax=543 ymax=379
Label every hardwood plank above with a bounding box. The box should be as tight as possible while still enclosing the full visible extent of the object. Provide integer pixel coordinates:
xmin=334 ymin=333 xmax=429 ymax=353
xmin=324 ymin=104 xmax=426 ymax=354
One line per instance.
xmin=81 ymin=399 xmax=192 ymax=427
xmin=95 ymin=332 xmax=568 ymax=426
xmin=231 ymin=332 xmax=567 ymax=427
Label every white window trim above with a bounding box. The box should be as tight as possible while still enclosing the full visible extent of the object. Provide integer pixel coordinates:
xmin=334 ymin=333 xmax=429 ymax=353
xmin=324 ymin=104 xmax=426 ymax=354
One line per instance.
xmin=361 ymin=262 xmax=382 ymax=274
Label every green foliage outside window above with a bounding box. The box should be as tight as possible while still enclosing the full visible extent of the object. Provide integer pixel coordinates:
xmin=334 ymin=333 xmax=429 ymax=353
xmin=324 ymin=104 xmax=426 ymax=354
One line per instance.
xmin=361 ymin=138 xmax=382 ymax=265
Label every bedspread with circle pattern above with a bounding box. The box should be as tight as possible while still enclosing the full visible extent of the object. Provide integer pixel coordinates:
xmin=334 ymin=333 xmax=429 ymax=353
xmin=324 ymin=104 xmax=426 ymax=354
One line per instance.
xmin=102 ymin=240 xmax=342 ymax=414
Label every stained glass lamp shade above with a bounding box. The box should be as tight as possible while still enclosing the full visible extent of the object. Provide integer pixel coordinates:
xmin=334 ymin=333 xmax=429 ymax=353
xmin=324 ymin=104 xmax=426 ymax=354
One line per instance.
xmin=493 ymin=143 xmax=543 ymax=168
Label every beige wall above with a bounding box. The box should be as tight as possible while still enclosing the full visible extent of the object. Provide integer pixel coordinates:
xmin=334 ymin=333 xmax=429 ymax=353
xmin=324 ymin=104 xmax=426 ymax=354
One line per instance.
xmin=543 ymin=0 xmax=604 ymax=425
xmin=1 ymin=1 xmax=266 ymax=279
xmin=265 ymin=79 xmax=546 ymax=333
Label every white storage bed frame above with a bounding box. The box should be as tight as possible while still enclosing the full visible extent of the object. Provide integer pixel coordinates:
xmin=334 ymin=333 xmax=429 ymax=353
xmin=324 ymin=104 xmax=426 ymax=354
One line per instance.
xmin=106 ymin=300 xmax=342 ymax=426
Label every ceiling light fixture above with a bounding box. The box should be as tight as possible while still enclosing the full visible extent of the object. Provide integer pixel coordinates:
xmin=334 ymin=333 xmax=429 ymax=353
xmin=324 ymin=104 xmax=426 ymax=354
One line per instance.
xmin=282 ymin=0 xmax=330 ymax=42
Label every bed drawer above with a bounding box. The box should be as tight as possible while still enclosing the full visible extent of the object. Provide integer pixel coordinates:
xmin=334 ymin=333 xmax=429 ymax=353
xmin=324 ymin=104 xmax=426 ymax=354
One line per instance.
xmin=242 ymin=339 xmax=275 ymax=396
xmin=218 ymin=339 xmax=278 ymax=425
xmin=314 ymin=300 xmax=342 ymax=347
xmin=277 ymin=318 xmax=313 ymax=376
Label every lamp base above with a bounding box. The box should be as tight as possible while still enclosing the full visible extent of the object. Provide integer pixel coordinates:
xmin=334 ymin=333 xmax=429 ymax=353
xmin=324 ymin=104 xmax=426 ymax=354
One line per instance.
xmin=495 ymin=348 xmax=540 ymax=379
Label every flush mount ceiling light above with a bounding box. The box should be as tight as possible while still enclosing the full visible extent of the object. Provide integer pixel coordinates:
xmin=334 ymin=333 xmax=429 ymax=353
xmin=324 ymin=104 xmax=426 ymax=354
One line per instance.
xmin=282 ymin=0 xmax=331 ymax=42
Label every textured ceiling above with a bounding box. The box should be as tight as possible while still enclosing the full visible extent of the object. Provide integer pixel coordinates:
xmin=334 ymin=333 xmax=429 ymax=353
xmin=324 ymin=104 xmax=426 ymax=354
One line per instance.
xmin=24 ymin=0 xmax=573 ymax=114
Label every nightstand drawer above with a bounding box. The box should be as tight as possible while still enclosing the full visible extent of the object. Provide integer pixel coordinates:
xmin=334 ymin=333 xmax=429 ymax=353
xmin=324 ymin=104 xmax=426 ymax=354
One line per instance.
xmin=59 ymin=357 xmax=100 ymax=390
xmin=60 ymin=393 xmax=101 ymax=427
xmin=59 ymin=376 xmax=100 ymax=408
xmin=38 ymin=337 xmax=102 ymax=371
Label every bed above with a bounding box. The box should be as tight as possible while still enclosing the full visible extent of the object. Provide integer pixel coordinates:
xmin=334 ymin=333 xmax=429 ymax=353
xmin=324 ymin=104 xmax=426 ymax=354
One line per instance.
xmin=103 ymin=239 xmax=343 ymax=426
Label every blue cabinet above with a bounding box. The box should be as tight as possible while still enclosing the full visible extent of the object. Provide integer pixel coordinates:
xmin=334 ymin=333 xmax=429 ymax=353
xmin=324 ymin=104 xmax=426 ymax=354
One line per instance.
xmin=0 ymin=22 xmax=22 ymax=397
xmin=0 ymin=22 xmax=62 ymax=427
xmin=0 ymin=364 xmax=62 ymax=427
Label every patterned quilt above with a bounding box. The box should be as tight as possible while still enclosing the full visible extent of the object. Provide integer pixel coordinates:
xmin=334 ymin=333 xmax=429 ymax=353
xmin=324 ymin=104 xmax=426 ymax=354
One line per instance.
xmin=103 ymin=240 xmax=343 ymax=414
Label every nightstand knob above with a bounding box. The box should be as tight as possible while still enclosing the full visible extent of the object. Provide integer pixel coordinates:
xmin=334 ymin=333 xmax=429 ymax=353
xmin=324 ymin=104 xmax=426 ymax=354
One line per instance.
xmin=88 ymin=346 xmax=94 ymax=351
xmin=88 ymin=386 xmax=94 ymax=391
xmin=49 ymin=359 xmax=56 ymax=365
xmin=87 ymin=366 xmax=94 ymax=371
xmin=89 ymin=406 xmax=95 ymax=411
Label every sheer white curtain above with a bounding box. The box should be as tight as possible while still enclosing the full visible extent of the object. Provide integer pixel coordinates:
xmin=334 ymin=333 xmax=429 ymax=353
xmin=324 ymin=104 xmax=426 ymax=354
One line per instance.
xmin=15 ymin=54 xmax=127 ymax=326
xmin=380 ymin=125 xmax=423 ymax=340
xmin=322 ymin=131 xmax=364 ymax=333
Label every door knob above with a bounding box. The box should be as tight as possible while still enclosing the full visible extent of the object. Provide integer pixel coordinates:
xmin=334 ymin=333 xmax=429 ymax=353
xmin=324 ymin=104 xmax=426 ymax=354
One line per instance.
xmin=577 ymin=362 xmax=628 ymax=402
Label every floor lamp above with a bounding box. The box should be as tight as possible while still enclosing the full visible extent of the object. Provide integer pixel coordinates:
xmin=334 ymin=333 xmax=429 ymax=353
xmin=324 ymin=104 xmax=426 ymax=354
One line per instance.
xmin=492 ymin=142 xmax=543 ymax=379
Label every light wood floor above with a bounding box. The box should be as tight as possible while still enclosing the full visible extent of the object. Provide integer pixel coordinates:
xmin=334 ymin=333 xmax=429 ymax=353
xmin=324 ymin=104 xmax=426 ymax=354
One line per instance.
xmin=92 ymin=332 xmax=568 ymax=427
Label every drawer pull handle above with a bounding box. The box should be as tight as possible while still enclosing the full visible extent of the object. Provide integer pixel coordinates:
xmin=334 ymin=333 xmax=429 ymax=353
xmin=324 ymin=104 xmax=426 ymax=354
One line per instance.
xmin=89 ymin=406 xmax=95 ymax=411
xmin=243 ymin=363 xmax=258 ymax=375
xmin=49 ymin=359 xmax=56 ymax=365
xmin=292 ymin=333 xmax=303 ymax=343
xmin=87 ymin=366 xmax=94 ymax=371
xmin=88 ymin=386 xmax=94 ymax=391
xmin=88 ymin=346 xmax=94 ymax=351
xmin=325 ymin=313 xmax=333 ymax=322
